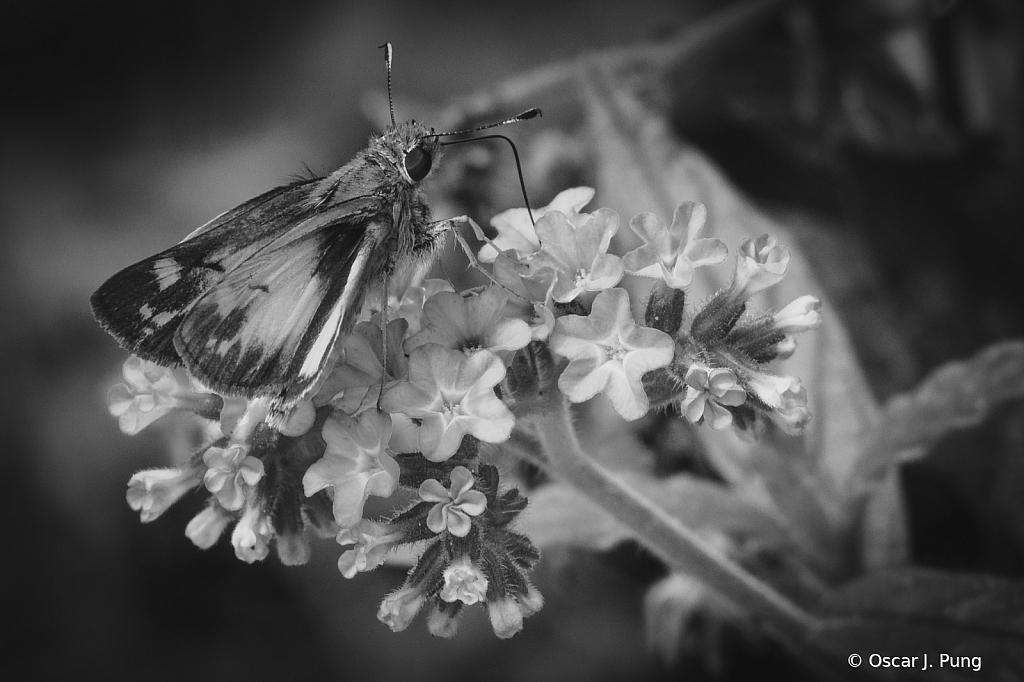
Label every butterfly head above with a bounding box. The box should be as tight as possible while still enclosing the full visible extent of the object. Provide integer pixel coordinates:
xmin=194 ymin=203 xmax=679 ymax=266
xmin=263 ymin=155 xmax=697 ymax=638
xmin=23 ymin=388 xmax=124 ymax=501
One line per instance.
xmin=374 ymin=120 xmax=444 ymax=186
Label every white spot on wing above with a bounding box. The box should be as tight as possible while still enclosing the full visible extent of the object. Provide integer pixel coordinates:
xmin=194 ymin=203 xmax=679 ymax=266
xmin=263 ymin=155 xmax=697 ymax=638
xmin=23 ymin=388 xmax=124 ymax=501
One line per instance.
xmin=152 ymin=311 xmax=177 ymax=326
xmin=300 ymin=297 xmax=345 ymax=379
xmin=154 ymin=258 xmax=181 ymax=290
xmin=298 ymin=245 xmax=371 ymax=380
xmin=140 ymin=304 xmax=153 ymax=320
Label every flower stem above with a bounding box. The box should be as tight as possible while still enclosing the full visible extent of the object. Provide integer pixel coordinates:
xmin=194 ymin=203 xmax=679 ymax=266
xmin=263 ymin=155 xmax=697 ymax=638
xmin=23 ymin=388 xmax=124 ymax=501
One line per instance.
xmin=533 ymin=399 xmax=819 ymax=645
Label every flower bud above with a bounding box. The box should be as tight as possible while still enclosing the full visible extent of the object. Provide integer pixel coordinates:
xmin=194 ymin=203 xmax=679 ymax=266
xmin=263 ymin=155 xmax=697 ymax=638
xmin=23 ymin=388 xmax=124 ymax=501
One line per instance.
xmin=730 ymin=234 xmax=790 ymax=299
xmin=185 ymin=504 xmax=232 ymax=549
xmin=426 ymin=605 xmax=462 ymax=639
xmin=644 ymin=281 xmax=686 ymax=335
xmin=275 ymin=532 xmax=311 ymax=566
xmin=518 ymin=585 xmax=544 ymax=617
xmin=488 ymin=597 xmax=525 ymax=639
xmin=276 ymin=399 xmax=316 ymax=437
xmin=774 ymin=336 xmax=798 ymax=360
xmin=378 ymin=587 xmax=426 ymax=633
xmin=231 ymin=504 xmax=272 ymax=563
xmin=773 ymin=295 xmax=821 ymax=334
xmin=126 ymin=468 xmax=196 ymax=523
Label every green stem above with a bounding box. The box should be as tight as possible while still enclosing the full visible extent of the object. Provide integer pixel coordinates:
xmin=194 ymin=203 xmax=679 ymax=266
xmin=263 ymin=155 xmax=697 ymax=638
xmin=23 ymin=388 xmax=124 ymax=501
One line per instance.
xmin=533 ymin=399 xmax=820 ymax=645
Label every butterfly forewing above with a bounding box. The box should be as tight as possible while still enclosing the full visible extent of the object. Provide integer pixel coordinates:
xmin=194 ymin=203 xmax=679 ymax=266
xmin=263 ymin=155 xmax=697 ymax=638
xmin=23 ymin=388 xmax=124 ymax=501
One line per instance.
xmin=174 ymin=218 xmax=376 ymax=404
xmin=91 ymin=178 xmax=326 ymax=364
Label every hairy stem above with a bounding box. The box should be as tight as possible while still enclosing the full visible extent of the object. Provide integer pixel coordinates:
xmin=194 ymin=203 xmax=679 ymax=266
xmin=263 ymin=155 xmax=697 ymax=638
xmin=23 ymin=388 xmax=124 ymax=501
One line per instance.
xmin=533 ymin=399 xmax=819 ymax=645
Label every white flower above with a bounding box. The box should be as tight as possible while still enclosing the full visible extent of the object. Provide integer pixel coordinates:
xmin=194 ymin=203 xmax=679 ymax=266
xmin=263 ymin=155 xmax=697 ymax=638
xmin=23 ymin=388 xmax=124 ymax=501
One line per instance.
xmin=622 ymin=202 xmax=727 ymax=289
xmin=773 ymin=295 xmax=822 ymax=333
xmin=302 ymin=410 xmax=399 ymax=528
xmin=378 ymin=587 xmax=426 ymax=632
xmin=126 ymin=468 xmax=197 ymax=522
xmin=548 ymin=288 xmax=674 ymax=420
xmin=381 ymin=346 xmax=514 ymax=462
xmin=203 ymin=444 xmax=264 ymax=512
xmin=680 ymin=366 xmax=747 ymax=430
xmin=185 ymin=504 xmax=232 ymax=549
xmin=730 ymin=234 xmax=791 ymax=298
xmin=479 ymin=187 xmax=596 ymax=262
xmin=440 ymin=557 xmax=489 ymax=605
xmin=419 ymin=466 xmax=487 ymax=537
xmin=231 ymin=504 xmax=273 ymax=563
xmin=108 ymin=357 xmax=212 ymax=435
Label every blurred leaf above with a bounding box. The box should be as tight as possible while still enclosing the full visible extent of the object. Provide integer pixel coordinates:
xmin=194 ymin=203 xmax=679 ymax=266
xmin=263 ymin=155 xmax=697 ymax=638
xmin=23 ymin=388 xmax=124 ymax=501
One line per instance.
xmin=856 ymin=341 xmax=1024 ymax=484
xmin=741 ymin=442 xmax=852 ymax=578
xmin=519 ymin=472 xmax=793 ymax=552
xmin=581 ymin=64 xmax=882 ymax=497
xmin=813 ymin=569 xmax=1024 ymax=682
xmin=858 ymin=467 xmax=910 ymax=572
xmin=576 ymin=66 xmax=889 ymax=580
xmin=644 ymin=572 xmax=750 ymax=671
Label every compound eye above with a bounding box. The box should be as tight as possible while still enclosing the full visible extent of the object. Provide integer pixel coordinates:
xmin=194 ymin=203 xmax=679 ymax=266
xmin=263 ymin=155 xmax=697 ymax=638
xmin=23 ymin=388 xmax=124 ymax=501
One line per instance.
xmin=403 ymin=146 xmax=432 ymax=182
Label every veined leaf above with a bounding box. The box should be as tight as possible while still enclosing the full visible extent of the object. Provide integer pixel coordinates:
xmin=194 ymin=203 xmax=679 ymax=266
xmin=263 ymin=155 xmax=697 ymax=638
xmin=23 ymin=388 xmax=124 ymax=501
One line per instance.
xmin=813 ymin=569 xmax=1024 ymax=682
xmin=856 ymin=341 xmax=1024 ymax=484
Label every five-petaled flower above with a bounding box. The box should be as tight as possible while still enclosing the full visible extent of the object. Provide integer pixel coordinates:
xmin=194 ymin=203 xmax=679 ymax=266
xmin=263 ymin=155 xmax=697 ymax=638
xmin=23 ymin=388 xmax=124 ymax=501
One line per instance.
xmin=478 ymin=186 xmax=596 ymax=263
xmin=108 ymin=356 xmax=216 ymax=435
xmin=303 ymin=409 xmax=400 ymax=528
xmin=419 ymin=466 xmax=487 ymax=537
xmin=381 ymin=346 xmax=514 ymax=461
xmin=549 ymin=288 xmax=674 ymax=420
xmin=388 ymin=278 xmax=455 ymax=335
xmin=491 ymin=251 xmax=557 ymax=340
xmin=680 ymin=365 xmax=747 ymax=430
xmin=203 ymin=444 xmax=265 ymax=511
xmin=314 ymin=320 xmax=409 ymax=414
xmin=336 ymin=520 xmax=396 ymax=578
xmin=530 ymin=208 xmax=624 ymax=302
xmin=622 ymin=202 xmax=727 ymax=289
xmin=405 ymin=286 xmax=531 ymax=355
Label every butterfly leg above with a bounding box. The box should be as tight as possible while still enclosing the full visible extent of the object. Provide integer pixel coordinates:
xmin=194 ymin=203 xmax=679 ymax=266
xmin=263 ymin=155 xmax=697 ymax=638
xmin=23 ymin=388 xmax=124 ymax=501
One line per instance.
xmin=432 ymin=216 xmax=530 ymax=303
xmin=376 ymin=271 xmax=391 ymax=413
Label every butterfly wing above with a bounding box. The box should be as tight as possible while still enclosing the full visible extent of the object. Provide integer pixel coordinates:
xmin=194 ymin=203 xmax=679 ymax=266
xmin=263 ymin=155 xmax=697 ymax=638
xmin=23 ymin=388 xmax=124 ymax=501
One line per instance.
xmin=90 ymin=178 xmax=376 ymax=366
xmin=173 ymin=215 xmax=380 ymax=406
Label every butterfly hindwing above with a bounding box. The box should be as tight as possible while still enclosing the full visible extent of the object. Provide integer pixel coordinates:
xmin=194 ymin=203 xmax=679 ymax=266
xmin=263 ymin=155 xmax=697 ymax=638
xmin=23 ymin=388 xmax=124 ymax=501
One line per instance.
xmin=174 ymin=218 xmax=377 ymax=405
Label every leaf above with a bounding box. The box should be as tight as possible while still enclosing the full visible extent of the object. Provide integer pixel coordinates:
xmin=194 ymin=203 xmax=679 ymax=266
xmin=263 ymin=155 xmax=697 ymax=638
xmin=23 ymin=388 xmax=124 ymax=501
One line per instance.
xmin=812 ymin=569 xmax=1024 ymax=682
xmin=856 ymin=341 xmax=1024 ymax=484
xmin=643 ymin=572 xmax=750 ymax=671
xmin=518 ymin=472 xmax=794 ymax=552
xmin=858 ymin=467 xmax=910 ymax=572
xmin=577 ymin=63 xmax=892 ymax=574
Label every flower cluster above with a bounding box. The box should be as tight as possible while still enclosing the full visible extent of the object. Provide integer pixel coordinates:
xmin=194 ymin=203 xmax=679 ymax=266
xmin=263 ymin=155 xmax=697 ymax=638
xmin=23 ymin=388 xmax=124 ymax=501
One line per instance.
xmin=105 ymin=187 xmax=820 ymax=639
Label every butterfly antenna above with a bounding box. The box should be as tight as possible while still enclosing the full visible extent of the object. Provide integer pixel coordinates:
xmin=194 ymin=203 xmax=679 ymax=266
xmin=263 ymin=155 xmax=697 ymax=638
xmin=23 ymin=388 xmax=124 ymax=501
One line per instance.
xmin=379 ymin=42 xmax=396 ymax=128
xmin=442 ymin=133 xmax=536 ymax=226
xmin=432 ymin=108 xmax=541 ymax=138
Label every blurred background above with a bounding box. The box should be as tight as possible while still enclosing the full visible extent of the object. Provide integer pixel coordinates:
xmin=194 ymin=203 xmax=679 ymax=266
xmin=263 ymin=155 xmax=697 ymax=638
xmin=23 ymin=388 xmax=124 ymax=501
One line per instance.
xmin=2 ymin=0 xmax=1022 ymax=680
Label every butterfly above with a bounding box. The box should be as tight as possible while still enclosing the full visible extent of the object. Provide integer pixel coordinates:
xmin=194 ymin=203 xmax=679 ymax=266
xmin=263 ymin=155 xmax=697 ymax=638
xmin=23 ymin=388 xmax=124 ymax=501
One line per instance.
xmin=91 ymin=44 xmax=539 ymax=413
